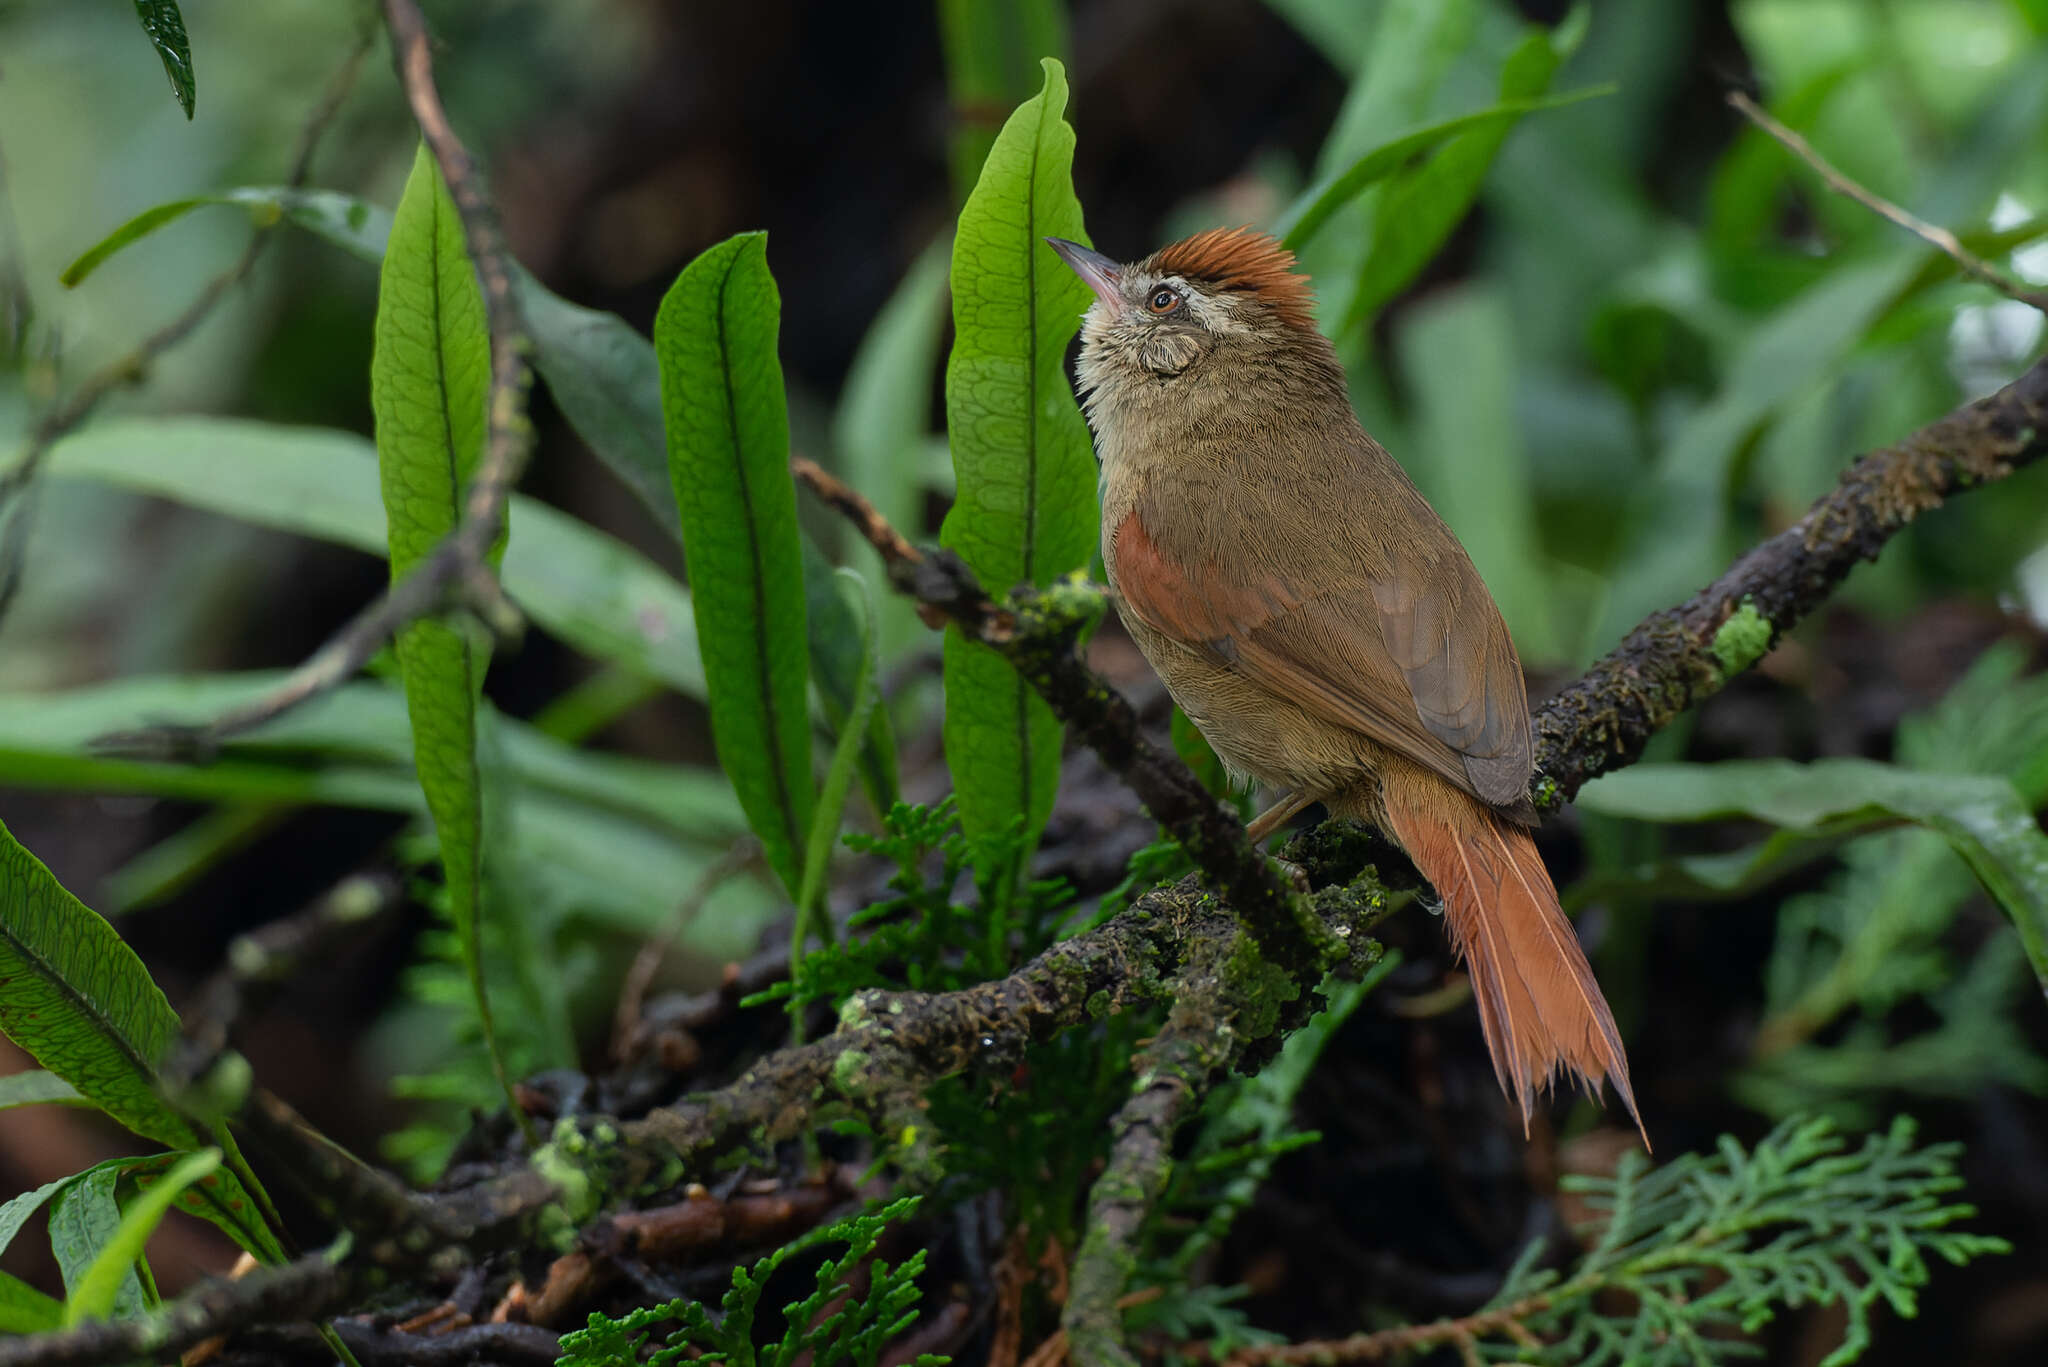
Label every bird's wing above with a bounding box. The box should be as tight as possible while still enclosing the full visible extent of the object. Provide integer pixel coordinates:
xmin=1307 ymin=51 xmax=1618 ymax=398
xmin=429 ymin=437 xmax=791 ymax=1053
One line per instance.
xmin=1111 ymin=470 xmax=1532 ymax=808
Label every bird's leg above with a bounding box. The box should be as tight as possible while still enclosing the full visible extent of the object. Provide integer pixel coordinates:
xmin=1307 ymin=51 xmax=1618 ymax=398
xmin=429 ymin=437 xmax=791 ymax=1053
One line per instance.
xmin=1244 ymin=789 xmax=1318 ymax=844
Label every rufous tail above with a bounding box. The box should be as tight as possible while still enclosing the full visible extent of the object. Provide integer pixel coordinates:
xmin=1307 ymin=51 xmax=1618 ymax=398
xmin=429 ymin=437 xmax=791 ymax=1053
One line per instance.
xmin=1366 ymin=769 xmax=1643 ymax=1143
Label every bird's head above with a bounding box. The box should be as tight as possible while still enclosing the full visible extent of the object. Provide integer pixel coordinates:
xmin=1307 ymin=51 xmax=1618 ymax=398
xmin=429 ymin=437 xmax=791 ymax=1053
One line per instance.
xmin=1047 ymin=227 xmax=1319 ymax=394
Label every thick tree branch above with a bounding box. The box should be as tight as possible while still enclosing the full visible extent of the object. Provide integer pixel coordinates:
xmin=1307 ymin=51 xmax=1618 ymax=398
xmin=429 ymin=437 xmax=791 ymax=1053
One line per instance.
xmin=626 ymin=867 xmax=1387 ymax=1171
xmin=1532 ymin=352 xmax=2048 ymax=804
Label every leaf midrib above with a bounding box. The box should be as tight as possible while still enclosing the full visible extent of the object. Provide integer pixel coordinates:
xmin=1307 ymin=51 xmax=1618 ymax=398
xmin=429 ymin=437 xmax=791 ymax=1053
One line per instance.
xmin=714 ymin=244 xmax=805 ymax=868
xmin=0 ymin=887 xmax=181 ymax=1145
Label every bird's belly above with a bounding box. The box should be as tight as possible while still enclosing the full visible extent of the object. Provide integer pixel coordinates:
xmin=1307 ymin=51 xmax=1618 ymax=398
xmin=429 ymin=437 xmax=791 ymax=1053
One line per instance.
xmin=1120 ymin=614 xmax=1375 ymax=796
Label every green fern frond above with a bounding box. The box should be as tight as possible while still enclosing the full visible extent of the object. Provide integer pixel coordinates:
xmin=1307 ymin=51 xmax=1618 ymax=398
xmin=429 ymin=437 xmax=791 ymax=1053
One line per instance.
xmin=1472 ymin=1115 xmax=2007 ymax=1366
xmin=555 ymin=1197 xmax=942 ymax=1367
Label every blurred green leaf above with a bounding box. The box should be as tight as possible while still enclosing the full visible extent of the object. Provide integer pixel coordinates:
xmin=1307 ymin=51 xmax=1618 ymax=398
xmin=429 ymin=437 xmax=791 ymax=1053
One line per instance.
xmin=101 ymin=805 xmax=286 ymax=915
xmin=0 ymin=817 xmax=196 ymax=1149
xmin=654 ymin=231 xmax=815 ymax=899
xmin=803 ymin=549 xmax=898 ymax=820
xmin=63 ymin=1148 xmax=216 ymax=1326
xmin=1591 ymin=252 xmax=1922 ymax=644
xmin=1577 ymin=758 xmax=2048 ymax=995
xmin=517 ymin=279 xmax=677 ymax=533
xmin=1342 ymin=9 xmax=1588 ymax=334
xmin=47 ymin=1165 xmax=148 ymax=1322
xmin=0 ymin=1069 xmax=87 ymax=1110
xmin=937 ymin=0 xmax=1072 ymax=204
xmin=129 ymin=0 xmax=194 ymax=119
xmin=940 ymin=57 xmax=1094 ymax=855
xmin=62 ymin=189 xmax=391 ymax=287
xmin=795 ymin=570 xmax=882 ymax=948
xmin=0 ymin=674 xmax=744 ymax=838
xmin=46 ymin=417 xmax=706 ymax=698
xmin=372 ymin=145 xmax=514 ymax=1121
xmin=0 ymin=1269 xmax=62 ymax=1334
xmin=1395 ymin=283 xmax=1559 ymax=661
xmin=835 ymin=237 xmax=950 ymax=663
xmin=1277 ymin=89 xmax=1610 ymax=255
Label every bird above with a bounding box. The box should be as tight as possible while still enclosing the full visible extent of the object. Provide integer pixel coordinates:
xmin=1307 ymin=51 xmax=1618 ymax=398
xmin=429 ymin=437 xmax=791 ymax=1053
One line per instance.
xmin=1046 ymin=227 xmax=1641 ymax=1139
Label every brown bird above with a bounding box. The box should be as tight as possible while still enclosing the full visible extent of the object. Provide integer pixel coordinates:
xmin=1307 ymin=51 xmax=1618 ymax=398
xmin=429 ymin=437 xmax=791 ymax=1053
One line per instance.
xmin=1047 ymin=227 xmax=1640 ymax=1138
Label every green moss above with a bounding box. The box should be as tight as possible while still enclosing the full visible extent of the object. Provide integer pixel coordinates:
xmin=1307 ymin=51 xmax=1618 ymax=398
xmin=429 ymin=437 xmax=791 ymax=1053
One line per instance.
xmin=1711 ymin=597 xmax=1773 ymax=679
xmin=832 ymin=1048 xmax=875 ymax=1096
xmin=1219 ymin=932 xmax=1301 ymax=1042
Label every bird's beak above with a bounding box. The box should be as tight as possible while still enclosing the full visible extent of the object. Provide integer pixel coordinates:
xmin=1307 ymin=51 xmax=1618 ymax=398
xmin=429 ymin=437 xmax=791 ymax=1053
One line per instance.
xmin=1045 ymin=237 xmax=1122 ymax=311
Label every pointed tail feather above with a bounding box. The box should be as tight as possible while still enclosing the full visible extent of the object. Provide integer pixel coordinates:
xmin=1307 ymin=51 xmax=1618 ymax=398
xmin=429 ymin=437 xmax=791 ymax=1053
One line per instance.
xmin=1373 ymin=772 xmax=1643 ymax=1142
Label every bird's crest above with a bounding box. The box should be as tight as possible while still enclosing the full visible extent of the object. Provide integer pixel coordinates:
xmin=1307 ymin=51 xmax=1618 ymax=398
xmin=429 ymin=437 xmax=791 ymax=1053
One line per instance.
xmin=1147 ymin=227 xmax=1316 ymax=330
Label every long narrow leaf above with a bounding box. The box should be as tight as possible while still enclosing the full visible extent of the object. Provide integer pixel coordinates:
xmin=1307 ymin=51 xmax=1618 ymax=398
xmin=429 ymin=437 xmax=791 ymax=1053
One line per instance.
xmin=794 ymin=570 xmax=882 ymax=946
xmin=835 ymin=238 xmax=951 ymax=664
xmin=63 ymin=1149 xmax=219 ymax=1326
xmin=654 ymin=232 xmax=815 ymax=897
xmin=46 ymin=417 xmax=706 ymax=698
xmin=939 ymin=57 xmax=1095 ymax=854
xmin=1577 ymin=759 xmax=2048 ymax=995
xmin=129 ymin=0 xmax=195 ymax=118
xmin=371 ymin=144 xmax=516 ymax=1118
xmin=62 ymin=189 xmax=391 ymax=288
xmin=1276 ymin=90 xmax=1612 ymax=252
xmin=937 ymin=0 xmax=1073 ymax=204
xmin=0 ymin=819 xmax=196 ymax=1149
xmin=1342 ymin=9 xmax=1588 ymax=333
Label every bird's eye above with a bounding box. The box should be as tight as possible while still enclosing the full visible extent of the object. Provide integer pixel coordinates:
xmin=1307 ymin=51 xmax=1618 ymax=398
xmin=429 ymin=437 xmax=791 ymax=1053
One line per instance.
xmin=1146 ymin=286 xmax=1181 ymax=314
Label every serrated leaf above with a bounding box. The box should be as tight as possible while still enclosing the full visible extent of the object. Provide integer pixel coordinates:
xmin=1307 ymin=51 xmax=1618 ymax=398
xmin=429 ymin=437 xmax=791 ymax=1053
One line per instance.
xmin=46 ymin=416 xmax=705 ymax=698
xmin=65 ymin=1149 xmax=218 ymax=1326
xmin=653 ymin=231 xmax=815 ymax=898
xmin=0 ymin=1269 xmax=63 ymax=1334
xmin=0 ymin=819 xmax=195 ymax=1149
xmin=939 ymin=57 xmax=1094 ymax=852
xmin=1577 ymin=758 xmax=2048 ymax=996
xmin=371 ymin=143 xmax=515 ymax=1115
xmin=130 ymin=0 xmax=195 ymax=118
xmin=0 ymin=1069 xmax=87 ymax=1110
xmin=48 ymin=1165 xmax=149 ymax=1323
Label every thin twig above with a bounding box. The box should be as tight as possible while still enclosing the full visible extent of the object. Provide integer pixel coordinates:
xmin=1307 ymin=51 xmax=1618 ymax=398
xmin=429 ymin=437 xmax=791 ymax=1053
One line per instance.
xmin=1212 ymin=1290 xmax=1559 ymax=1365
xmin=611 ymin=841 xmax=761 ymax=1062
xmin=1728 ymin=90 xmax=2048 ymax=312
xmin=0 ymin=25 xmax=378 ymax=627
